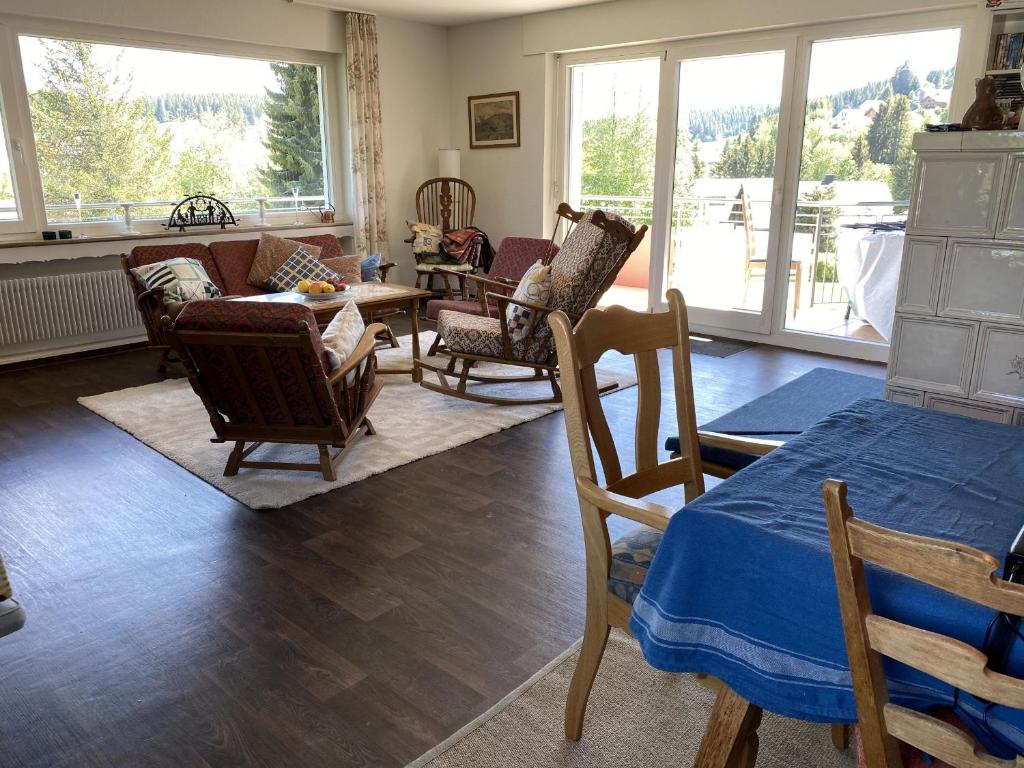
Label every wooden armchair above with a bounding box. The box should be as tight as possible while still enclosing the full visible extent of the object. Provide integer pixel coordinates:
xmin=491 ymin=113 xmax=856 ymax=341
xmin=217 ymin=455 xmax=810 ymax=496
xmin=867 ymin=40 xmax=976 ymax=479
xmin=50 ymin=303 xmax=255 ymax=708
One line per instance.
xmin=408 ymin=177 xmax=478 ymax=300
xmin=0 ymin=553 xmax=25 ymax=639
xmin=166 ymin=301 xmax=384 ymax=481
xmin=824 ymin=480 xmax=1024 ymax=768
xmin=417 ymin=204 xmax=647 ymax=406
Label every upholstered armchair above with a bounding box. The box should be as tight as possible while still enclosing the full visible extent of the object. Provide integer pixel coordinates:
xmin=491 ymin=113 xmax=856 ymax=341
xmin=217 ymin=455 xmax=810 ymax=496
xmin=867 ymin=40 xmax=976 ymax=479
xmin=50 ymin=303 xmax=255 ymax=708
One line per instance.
xmin=425 ymin=236 xmax=559 ymax=322
xmin=166 ymin=301 xmax=384 ymax=481
xmin=417 ymin=204 xmax=647 ymax=405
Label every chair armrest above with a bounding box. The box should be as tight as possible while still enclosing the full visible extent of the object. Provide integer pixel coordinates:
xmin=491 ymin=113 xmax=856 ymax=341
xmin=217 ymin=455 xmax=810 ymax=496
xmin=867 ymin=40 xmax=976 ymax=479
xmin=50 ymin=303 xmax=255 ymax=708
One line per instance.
xmin=328 ymin=322 xmax=387 ymax=384
xmin=488 ymin=292 xmax=554 ymax=318
xmin=576 ymin=476 xmax=675 ymax=531
xmin=697 ymin=430 xmax=782 ymax=457
xmin=379 ymin=262 xmax=398 ymax=283
xmin=136 ymin=285 xmax=167 ymax=309
xmin=470 ymin=274 xmax=517 ymax=294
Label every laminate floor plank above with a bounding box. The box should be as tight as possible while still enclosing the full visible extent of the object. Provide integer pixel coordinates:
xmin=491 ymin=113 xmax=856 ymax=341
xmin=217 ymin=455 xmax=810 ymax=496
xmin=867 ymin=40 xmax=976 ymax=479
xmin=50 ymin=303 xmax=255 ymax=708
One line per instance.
xmin=0 ymin=334 xmax=884 ymax=767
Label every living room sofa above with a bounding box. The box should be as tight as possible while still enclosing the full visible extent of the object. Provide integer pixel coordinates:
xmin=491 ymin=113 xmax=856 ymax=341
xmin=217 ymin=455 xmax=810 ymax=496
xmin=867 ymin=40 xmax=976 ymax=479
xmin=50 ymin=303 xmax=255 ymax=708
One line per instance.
xmin=121 ymin=234 xmax=394 ymax=373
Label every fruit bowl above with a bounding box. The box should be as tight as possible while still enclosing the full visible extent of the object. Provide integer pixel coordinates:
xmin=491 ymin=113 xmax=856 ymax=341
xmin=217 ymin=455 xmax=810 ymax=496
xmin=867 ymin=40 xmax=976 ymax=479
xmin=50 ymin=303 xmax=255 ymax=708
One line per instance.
xmin=293 ymin=279 xmax=349 ymax=300
xmin=297 ymin=290 xmax=346 ymax=301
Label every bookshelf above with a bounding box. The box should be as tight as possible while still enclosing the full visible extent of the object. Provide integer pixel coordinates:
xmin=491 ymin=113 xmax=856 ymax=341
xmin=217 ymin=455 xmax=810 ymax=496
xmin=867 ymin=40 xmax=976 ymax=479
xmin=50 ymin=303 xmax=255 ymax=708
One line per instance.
xmin=986 ymin=6 xmax=1024 ymax=114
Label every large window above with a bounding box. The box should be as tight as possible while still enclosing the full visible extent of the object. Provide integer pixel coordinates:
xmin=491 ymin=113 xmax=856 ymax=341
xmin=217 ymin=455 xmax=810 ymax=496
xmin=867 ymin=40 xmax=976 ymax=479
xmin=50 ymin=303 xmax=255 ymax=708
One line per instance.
xmin=0 ymin=102 xmax=16 ymax=222
xmin=14 ymin=34 xmax=330 ymax=231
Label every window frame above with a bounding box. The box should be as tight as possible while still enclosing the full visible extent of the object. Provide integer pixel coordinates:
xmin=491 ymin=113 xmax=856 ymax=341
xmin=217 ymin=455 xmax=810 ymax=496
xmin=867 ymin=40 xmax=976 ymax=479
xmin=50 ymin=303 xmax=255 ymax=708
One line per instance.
xmin=0 ymin=15 xmax=348 ymax=239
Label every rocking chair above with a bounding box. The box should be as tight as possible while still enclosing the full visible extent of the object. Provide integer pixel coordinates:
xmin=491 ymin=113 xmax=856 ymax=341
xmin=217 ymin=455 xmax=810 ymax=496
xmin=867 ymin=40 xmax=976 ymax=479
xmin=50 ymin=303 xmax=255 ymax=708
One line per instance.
xmin=415 ymin=204 xmax=647 ymax=406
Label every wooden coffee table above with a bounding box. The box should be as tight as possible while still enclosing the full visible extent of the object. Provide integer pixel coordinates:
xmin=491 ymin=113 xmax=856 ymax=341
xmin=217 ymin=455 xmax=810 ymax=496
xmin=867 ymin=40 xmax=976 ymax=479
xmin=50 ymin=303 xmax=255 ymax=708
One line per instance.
xmin=231 ymin=283 xmax=432 ymax=382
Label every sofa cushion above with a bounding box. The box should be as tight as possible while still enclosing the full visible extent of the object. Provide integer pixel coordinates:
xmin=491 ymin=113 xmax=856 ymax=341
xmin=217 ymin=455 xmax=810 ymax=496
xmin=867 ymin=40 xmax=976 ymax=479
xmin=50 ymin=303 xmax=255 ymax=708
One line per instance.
xmin=247 ymin=233 xmax=323 ymax=288
xmin=209 ymin=240 xmax=262 ymax=296
xmin=266 ymin=247 xmax=340 ymax=293
xmin=609 ymin=526 xmax=662 ymax=605
xmin=129 ymin=243 xmax=225 ymax=294
xmin=131 ymin=258 xmax=222 ymax=302
xmin=320 ymin=255 xmax=362 ymax=285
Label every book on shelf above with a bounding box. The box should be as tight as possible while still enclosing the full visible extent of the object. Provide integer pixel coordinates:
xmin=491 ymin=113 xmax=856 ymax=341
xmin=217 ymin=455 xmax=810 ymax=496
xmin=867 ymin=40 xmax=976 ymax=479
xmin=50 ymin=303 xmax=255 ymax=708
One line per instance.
xmin=992 ymin=32 xmax=1024 ymax=70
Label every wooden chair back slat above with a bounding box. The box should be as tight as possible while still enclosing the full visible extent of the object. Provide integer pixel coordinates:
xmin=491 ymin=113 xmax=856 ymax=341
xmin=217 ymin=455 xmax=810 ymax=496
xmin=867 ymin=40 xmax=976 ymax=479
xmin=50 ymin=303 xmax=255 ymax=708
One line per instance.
xmin=848 ymin=518 xmax=1024 ymax=616
xmin=224 ymin=345 xmax=267 ymax=426
xmin=415 ymin=177 xmax=476 ymax=233
xmin=580 ymin=364 xmax=622 ymax=487
xmin=256 ymin=346 xmax=296 ymax=427
xmin=634 ymin=349 xmax=661 ymax=474
xmin=866 ymin=615 xmax=1024 ymax=709
xmin=884 ymin=704 xmax=1023 ymax=768
xmin=824 ymin=479 xmax=1024 ymax=768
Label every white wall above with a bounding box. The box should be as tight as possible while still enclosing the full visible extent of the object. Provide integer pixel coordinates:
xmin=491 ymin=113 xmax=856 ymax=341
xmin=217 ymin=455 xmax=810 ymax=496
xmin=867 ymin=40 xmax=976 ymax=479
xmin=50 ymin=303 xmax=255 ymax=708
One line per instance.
xmin=446 ymin=17 xmax=553 ymax=249
xmin=376 ymin=14 xmax=452 ymax=285
xmin=0 ymin=0 xmax=344 ymax=53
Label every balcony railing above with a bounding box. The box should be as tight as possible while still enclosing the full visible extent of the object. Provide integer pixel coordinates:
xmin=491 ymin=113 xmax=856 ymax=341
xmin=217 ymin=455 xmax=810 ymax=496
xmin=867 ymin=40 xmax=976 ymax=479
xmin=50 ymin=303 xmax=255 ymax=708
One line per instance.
xmin=579 ymin=193 xmax=908 ymax=307
xmin=0 ymin=194 xmax=330 ymax=233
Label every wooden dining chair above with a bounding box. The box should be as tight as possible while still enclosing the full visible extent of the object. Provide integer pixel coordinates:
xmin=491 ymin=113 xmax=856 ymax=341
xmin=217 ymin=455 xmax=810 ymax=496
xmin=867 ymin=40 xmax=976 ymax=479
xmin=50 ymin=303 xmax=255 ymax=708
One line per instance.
xmin=550 ymin=289 xmax=706 ymax=740
xmin=824 ymin=479 xmax=1024 ymax=768
xmin=411 ymin=177 xmax=478 ymax=299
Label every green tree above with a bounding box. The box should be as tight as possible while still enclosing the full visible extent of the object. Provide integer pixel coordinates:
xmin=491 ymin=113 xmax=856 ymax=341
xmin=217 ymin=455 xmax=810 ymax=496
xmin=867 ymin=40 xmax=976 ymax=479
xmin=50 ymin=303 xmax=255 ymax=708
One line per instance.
xmin=259 ymin=63 xmax=324 ymax=196
xmin=926 ymin=67 xmax=955 ymax=89
xmin=851 ymin=133 xmax=870 ymax=174
xmin=711 ymin=114 xmax=777 ymax=178
xmin=799 ymin=185 xmax=839 ymax=256
xmin=173 ymin=144 xmax=234 ymax=198
xmin=691 ymin=138 xmax=706 ymax=179
xmin=29 ymin=39 xmax=171 ymax=206
xmin=890 ymin=135 xmax=916 ymax=201
xmin=580 ymin=112 xmax=657 ymax=200
xmin=867 ymin=92 xmax=910 ymax=165
xmin=890 ymin=62 xmax=920 ymax=96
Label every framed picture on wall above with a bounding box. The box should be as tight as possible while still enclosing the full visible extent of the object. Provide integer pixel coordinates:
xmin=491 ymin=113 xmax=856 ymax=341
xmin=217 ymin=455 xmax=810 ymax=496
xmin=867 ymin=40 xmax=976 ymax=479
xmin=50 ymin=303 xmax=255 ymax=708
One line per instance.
xmin=467 ymin=91 xmax=520 ymax=149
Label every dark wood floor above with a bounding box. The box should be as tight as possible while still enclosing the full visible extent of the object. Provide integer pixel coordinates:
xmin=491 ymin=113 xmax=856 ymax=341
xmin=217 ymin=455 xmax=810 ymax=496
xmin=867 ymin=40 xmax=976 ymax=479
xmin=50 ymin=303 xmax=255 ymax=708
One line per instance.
xmin=0 ymin=327 xmax=883 ymax=768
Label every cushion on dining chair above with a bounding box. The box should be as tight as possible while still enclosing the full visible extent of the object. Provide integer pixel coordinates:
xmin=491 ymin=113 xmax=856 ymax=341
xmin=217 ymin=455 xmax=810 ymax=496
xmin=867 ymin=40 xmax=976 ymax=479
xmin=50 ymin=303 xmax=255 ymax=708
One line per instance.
xmin=608 ymin=526 xmax=663 ymax=605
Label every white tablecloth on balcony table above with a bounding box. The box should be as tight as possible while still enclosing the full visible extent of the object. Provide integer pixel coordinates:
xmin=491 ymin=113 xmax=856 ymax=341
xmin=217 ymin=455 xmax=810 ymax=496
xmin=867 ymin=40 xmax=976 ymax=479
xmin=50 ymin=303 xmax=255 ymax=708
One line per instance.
xmin=835 ymin=229 xmax=904 ymax=342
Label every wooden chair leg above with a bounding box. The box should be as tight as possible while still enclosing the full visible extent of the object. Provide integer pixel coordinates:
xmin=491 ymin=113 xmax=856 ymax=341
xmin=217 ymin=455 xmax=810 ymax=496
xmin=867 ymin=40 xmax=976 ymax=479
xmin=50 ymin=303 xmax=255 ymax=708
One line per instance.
xmin=362 ymin=417 xmax=376 ymax=436
xmin=564 ymin=620 xmax=611 ymax=741
xmin=383 ymin=322 xmax=400 ymax=349
xmin=694 ymin=685 xmax=763 ymax=768
xmin=459 ymin=274 xmax=469 ymax=301
xmin=428 ymin=333 xmax=443 ymax=357
xmin=456 ymin=358 xmax=472 ymax=393
xmin=224 ymin=441 xmax=244 ymax=476
xmin=792 ymin=262 xmax=802 ymax=319
xmin=443 ymin=273 xmax=455 ymax=299
xmin=317 ymin=444 xmax=336 ymax=482
xmin=831 ymin=723 xmax=851 ymax=750
xmin=547 ymin=368 xmax=562 ymax=401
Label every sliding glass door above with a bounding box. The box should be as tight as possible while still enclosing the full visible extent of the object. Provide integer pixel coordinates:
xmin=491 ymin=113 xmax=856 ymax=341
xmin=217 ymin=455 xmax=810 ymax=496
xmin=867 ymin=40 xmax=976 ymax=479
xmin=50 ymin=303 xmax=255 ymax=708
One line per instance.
xmin=557 ymin=12 xmax=969 ymax=357
xmin=657 ymin=41 xmax=794 ymax=332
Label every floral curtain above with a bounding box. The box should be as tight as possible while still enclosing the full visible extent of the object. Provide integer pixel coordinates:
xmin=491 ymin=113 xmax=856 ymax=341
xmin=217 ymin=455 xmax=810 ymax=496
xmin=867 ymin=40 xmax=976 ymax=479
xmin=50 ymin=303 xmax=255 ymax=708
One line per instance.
xmin=345 ymin=13 xmax=388 ymax=257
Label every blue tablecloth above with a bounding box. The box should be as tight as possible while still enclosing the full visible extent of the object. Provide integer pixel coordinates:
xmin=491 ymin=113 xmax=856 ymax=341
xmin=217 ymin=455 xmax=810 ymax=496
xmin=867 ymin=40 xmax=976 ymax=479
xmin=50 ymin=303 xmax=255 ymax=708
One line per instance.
xmin=631 ymin=398 xmax=1024 ymax=757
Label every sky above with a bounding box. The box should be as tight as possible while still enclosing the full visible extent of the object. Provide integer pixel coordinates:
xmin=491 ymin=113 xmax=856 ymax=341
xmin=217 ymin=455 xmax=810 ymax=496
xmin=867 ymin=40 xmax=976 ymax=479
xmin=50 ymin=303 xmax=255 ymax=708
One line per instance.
xmin=18 ymin=35 xmax=282 ymax=96
xmin=572 ymin=27 xmax=962 ymax=119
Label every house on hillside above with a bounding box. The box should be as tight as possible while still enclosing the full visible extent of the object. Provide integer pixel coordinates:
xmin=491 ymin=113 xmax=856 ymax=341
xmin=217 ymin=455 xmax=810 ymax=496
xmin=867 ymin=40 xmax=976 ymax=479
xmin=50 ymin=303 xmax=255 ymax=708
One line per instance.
xmin=916 ymin=86 xmax=950 ymax=109
xmin=859 ymin=99 xmax=886 ymax=119
xmin=834 ymin=107 xmax=871 ymax=131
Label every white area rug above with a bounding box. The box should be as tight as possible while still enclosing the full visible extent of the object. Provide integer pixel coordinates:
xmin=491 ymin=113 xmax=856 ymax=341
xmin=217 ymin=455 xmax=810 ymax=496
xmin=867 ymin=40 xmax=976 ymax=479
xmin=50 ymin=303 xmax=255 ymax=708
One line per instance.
xmin=78 ymin=332 xmax=633 ymax=510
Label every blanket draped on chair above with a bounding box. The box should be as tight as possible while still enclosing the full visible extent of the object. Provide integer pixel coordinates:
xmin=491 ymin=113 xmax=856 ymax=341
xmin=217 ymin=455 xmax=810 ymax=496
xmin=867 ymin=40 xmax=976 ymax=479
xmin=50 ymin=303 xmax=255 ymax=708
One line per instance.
xmin=345 ymin=13 xmax=388 ymax=258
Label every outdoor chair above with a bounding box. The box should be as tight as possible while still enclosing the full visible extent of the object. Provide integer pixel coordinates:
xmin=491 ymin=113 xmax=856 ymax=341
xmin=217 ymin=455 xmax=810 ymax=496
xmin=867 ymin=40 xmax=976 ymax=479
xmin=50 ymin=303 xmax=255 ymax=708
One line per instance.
xmin=425 ymin=236 xmax=559 ymax=321
xmin=416 ymin=204 xmax=647 ymax=406
xmin=166 ymin=300 xmax=384 ymax=481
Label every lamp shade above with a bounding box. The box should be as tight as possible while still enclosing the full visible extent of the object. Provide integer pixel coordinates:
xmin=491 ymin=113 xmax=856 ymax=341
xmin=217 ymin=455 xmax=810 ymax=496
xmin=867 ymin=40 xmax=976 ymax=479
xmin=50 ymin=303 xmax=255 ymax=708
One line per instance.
xmin=438 ymin=149 xmax=461 ymax=179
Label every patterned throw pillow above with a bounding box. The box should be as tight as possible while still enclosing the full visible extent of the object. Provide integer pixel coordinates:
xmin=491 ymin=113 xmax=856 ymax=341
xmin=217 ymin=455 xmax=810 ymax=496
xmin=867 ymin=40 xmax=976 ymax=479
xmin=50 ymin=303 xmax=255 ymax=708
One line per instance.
xmin=247 ymin=233 xmax=322 ymax=288
xmin=130 ymin=257 xmax=222 ymax=302
xmin=408 ymin=221 xmax=442 ymax=255
xmin=265 ymin=247 xmax=340 ymax=292
xmin=360 ymin=253 xmax=383 ymax=282
xmin=506 ymin=260 xmax=552 ymax=343
xmin=321 ymin=301 xmax=365 ymax=372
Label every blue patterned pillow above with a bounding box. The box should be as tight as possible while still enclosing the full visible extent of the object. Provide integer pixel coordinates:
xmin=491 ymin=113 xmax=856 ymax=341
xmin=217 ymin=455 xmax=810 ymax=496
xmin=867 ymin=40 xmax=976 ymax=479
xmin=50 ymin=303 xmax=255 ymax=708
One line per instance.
xmin=360 ymin=253 xmax=383 ymax=283
xmin=265 ymin=247 xmax=339 ymax=292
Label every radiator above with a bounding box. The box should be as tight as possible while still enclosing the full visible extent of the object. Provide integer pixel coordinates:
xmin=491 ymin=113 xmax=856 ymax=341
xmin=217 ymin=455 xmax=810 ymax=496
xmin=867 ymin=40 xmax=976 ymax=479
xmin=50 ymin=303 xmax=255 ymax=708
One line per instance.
xmin=0 ymin=271 xmax=142 ymax=347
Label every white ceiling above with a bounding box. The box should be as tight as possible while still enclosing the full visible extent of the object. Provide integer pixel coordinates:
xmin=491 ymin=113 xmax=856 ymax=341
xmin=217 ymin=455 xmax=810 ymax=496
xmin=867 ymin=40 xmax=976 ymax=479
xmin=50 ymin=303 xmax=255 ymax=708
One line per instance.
xmin=294 ymin=0 xmax=617 ymax=27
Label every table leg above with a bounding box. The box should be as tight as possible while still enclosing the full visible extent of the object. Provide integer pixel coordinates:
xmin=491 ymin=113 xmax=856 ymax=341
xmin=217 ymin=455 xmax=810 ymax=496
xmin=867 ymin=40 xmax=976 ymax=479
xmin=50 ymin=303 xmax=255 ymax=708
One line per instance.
xmin=693 ymin=685 xmax=763 ymax=768
xmin=411 ymin=298 xmax=422 ymax=383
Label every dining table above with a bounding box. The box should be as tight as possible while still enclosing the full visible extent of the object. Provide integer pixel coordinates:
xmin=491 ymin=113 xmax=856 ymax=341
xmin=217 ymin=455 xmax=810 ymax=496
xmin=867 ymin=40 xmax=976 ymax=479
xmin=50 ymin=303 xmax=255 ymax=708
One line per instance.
xmin=631 ymin=398 xmax=1024 ymax=766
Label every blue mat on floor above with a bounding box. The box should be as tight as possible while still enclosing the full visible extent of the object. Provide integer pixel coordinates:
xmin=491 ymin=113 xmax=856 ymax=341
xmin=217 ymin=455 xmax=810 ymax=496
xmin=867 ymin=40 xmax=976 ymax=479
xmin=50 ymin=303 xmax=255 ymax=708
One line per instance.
xmin=666 ymin=367 xmax=885 ymax=470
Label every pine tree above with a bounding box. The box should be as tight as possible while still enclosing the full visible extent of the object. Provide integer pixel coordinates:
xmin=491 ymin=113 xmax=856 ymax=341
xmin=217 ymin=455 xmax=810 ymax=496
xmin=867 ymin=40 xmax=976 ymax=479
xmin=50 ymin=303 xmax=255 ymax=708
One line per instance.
xmin=691 ymin=138 xmax=705 ymax=179
xmin=29 ymin=39 xmax=171 ymax=206
xmin=867 ymin=91 xmax=910 ymax=165
xmin=890 ymin=62 xmax=920 ymax=97
xmin=890 ymin=137 xmax=916 ymax=201
xmin=259 ymin=63 xmax=324 ymax=196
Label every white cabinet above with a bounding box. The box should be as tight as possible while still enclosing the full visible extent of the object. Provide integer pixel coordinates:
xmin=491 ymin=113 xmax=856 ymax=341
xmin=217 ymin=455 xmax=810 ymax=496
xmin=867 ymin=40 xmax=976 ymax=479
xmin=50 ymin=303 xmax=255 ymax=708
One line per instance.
xmin=895 ymin=237 xmax=945 ymax=315
xmin=888 ymin=316 xmax=976 ymax=396
xmin=907 ymin=152 xmax=1005 ymax=237
xmin=938 ymin=240 xmax=1024 ymax=322
xmin=886 ymin=134 xmax=1024 ymax=426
